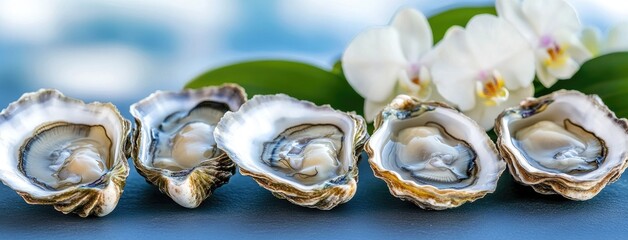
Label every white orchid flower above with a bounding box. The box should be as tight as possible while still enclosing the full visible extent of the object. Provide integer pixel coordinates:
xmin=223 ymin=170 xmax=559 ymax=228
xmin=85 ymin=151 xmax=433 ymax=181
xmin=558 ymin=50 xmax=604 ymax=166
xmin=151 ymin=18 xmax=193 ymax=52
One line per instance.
xmin=342 ymin=8 xmax=436 ymax=122
xmin=496 ymin=0 xmax=592 ymax=88
xmin=581 ymin=22 xmax=628 ymax=56
xmin=431 ymin=14 xmax=535 ymax=130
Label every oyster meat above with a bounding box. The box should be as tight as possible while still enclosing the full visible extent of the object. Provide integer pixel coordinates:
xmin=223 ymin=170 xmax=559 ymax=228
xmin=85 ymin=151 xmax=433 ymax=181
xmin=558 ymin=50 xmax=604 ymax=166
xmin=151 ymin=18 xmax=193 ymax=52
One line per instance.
xmin=514 ymin=120 xmax=603 ymax=173
xmin=214 ymin=94 xmax=368 ymax=210
xmin=261 ymin=124 xmax=345 ymax=185
xmin=0 ymin=89 xmax=130 ymax=217
xmin=130 ymin=84 xmax=246 ymax=208
xmin=366 ymin=95 xmax=505 ymax=210
xmin=392 ymin=123 xmax=477 ymax=188
xmin=495 ymin=90 xmax=628 ymax=200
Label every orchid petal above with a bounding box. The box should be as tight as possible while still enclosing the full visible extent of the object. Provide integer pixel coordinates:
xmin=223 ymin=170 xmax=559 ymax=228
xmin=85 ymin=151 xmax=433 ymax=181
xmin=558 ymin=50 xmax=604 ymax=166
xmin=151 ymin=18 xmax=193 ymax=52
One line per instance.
xmin=464 ymin=15 xmax=531 ymax=70
xmin=364 ymin=99 xmax=389 ymax=123
xmin=421 ymin=27 xmax=461 ymax=65
xmin=421 ymin=25 xmax=463 ymax=65
xmin=431 ymin=64 xmax=476 ymax=111
xmin=421 ymin=25 xmax=464 ymax=65
xmin=397 ymin=69 xmax=420 ymax=93
xmin=444 ymin=25 xmax=464 ymax=40
xmin=342 ymin=27 xmax=407 ymax=102
xmin=391 ymin=8 xmax=433 ymax=62
xmin=494 ymin=45 xmax=536 ymax=90
xmin=419 ymin=66 xmax=431 ymax=84
xmin=606 ymin=21 xmax=628 ymax=54
xmin=495 ymin=0 xmax=521 ymax=25
xmin=430 ymin=29 xmax=477 ymax=111
xmin=536 ymin=61 xmax=558 ymax=88
xmin=581 ymin=27 xmax=601 ymax=57
xmin=554 ymin=30 xmax=592 ymax=63
xmin=496 ymin=0 xmax=536 ymax=42
xmin=417 ymin=66 xmax=433 ymax=100
xmin=547 ymin=57 xmax=579 ymax=79
xmin=521 ymin=0 xmax=580 ymax=35
xmin=465 ymin=85 xmax=534 ymax=130
xmin=567 ymin=38 xmax=592 ymax=64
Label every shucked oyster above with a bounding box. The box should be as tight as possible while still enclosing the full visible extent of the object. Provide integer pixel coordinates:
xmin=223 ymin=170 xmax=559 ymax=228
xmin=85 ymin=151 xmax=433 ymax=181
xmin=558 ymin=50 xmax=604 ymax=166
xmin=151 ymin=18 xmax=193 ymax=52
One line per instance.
xmin=366 ymin=95 xmax=505 ymax=210
xmin=215 ymin=94 xmax=368 ymax=210
xmin=130 ymin=84 xmax=246 ymax=208
xmin=0 ymin=89 xmax=130 ymax=217
xmin=495 ymin=90 xmax=628 ymax=200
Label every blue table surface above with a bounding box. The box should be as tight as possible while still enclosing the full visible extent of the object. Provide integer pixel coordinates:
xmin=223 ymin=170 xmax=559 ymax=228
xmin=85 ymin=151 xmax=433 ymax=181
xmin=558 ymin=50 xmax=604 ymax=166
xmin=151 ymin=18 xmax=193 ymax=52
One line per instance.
xmin=0 ymin=95 xmax=627 ymax=240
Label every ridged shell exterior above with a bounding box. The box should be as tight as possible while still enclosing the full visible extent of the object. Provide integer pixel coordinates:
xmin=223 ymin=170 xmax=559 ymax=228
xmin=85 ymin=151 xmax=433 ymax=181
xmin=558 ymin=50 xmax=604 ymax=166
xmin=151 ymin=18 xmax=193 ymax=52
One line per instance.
xmin=495 ymin=90 xmax=628 ymax=200
xmin=0 ymin=89 xmax=131 ymax=217
xmin=366 ymin=95 xmax=505 ymax=210
xmin=130 ymin=84 xmax=246 ymax=208
xmin=215 ymin=94 xmax=368 ymax=210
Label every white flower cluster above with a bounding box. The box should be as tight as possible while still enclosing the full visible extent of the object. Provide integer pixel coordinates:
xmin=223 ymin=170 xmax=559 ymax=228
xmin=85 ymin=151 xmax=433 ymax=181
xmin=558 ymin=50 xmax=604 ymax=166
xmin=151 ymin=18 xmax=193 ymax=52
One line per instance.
xmin=342 ymin=0 xmax=627 ymax=130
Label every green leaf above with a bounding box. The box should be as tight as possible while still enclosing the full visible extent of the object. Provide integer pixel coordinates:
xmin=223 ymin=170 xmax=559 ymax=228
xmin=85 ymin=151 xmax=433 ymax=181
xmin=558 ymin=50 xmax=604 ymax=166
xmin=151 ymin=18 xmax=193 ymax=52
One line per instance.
xmin=535 ymin=52 xmax=628 ymax=118
xmin=428 ymin=6 xmax=496 ymax=43
xmin=185 ymin=60 xmax=363 ymax=115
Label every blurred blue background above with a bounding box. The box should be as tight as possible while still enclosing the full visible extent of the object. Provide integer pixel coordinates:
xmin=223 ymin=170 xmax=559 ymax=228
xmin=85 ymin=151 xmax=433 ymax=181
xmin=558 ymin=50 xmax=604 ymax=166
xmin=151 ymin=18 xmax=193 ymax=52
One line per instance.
xmin=0 ymin=0 xmax=626 ymax=107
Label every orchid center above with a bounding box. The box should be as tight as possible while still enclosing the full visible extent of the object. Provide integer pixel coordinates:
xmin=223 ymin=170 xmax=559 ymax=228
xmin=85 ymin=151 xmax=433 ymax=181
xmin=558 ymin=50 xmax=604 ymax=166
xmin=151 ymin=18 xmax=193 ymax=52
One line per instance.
xmin=399 ymin=64 xmax=432 ymax=100
xmin=540 ymin=36 xmax=569 ymax=68
xmin=475 ymin=70 xmax=509 ymax=106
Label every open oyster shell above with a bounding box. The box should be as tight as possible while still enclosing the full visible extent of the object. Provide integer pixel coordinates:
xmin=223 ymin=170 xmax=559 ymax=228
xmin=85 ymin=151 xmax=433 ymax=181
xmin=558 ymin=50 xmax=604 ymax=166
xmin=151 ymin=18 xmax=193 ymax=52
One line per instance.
xmin=0 ymin=89 xmax=131 ymax=217
xmin=130 ymin=84 xmax=246 ymax=208
xmin=215 ymin=94 xmax=368 ymax=210
xmin=495 ymin=90 xmax=628 ymax=200
xmin=366 ymin=95 xmax=505 ymax=210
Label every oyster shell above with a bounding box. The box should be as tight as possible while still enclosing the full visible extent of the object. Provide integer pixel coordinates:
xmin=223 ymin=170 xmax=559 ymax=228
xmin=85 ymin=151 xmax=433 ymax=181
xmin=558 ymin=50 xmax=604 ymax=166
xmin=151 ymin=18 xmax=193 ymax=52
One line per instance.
xmin=0 ymin=89 xmax=131 ymax=217
xmin=214 ymin=94 xmax=368 ymax=210
xmin=366 ymin=95 xmax=506 ymax=210
xmin=130 ymin=84 xmax=246 ymax=208
xmin=495 ymin=90 xmax=628 ymax=200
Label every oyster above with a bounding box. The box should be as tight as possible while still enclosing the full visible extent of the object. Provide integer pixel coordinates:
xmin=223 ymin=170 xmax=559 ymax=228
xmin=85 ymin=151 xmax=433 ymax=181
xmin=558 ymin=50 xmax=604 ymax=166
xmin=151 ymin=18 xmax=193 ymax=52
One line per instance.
xmin=495 ymin=90 xmax=628 ymax=200
xmin=214 ymin=94 xmax=368 ymax=210
xmin=0 ymin=89 xmax=130 ymax=217
xmin=130 ymin=84 xmax=246 ymax=208
xmin=366 ymin=95 xmax=505 ymax=210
